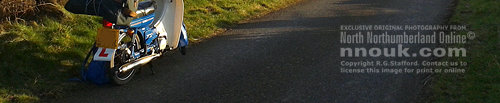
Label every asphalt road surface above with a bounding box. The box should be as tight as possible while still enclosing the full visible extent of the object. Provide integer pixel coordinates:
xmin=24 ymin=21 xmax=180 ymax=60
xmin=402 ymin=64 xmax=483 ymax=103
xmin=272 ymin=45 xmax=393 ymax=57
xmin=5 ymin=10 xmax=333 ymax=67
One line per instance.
xmin=55 ymin=0 xmax=454 ymax=102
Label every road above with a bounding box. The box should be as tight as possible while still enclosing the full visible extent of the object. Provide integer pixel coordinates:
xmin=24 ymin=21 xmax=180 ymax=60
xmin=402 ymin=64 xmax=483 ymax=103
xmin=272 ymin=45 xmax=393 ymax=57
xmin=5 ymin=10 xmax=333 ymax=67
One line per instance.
xmin=55 ymin=0 xmax=453 ymax=102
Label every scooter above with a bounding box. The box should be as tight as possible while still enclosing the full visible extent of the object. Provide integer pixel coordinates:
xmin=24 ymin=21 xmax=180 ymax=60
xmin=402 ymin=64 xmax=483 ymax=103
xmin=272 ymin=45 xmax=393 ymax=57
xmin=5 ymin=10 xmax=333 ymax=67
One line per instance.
xmin=78 ymin=0 xmax=188 ymax=85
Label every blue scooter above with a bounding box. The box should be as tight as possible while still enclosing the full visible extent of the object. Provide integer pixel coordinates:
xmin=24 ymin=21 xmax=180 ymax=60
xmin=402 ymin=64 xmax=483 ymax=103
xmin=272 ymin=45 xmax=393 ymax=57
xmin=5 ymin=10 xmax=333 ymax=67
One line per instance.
xmin=79 ymin=0 xmax=188 ymax=85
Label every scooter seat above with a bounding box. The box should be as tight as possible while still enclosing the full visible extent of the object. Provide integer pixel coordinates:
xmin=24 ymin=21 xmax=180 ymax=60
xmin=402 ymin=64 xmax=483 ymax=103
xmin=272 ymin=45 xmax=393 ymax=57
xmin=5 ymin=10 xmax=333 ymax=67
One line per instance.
xmin=135 ymin=1 xmax=155 ymax=18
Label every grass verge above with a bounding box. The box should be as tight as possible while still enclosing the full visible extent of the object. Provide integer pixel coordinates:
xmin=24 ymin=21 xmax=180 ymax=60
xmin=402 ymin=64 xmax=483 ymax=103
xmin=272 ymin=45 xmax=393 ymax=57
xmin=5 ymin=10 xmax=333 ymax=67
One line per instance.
xmin=184 ymin=0 xmax=302 ymax=39
xmin=431 ymin=0 xmax=500 ymax=102
xmin=0 ymin=0 xmax=302 ymax=102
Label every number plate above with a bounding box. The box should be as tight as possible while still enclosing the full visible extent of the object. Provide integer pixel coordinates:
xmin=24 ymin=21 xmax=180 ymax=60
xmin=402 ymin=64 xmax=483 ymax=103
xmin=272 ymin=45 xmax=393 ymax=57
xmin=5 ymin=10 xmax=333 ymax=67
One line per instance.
xmin=96 ymin=28 xmax=120 ymax=49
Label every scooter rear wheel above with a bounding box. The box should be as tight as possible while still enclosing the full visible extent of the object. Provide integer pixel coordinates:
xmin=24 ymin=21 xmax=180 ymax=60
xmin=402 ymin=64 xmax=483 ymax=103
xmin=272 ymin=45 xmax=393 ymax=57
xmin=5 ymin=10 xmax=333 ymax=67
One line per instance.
xmin=110 ymin=34 xmax=141 ymax=85
xmin=111 ymin=68 xmax=136 ymax=85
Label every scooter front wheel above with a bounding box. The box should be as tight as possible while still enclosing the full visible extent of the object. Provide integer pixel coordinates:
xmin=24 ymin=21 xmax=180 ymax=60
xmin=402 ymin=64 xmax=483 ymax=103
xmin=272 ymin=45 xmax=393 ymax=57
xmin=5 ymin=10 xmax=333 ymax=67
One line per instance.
xmin=180 ymin=46 xmax=186 ymax=55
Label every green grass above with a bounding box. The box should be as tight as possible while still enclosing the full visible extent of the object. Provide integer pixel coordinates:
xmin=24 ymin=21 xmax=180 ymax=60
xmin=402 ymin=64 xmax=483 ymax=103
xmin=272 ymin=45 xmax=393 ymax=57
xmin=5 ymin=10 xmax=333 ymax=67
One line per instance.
xmin=0 ymin=14 xmax=102 ymax=102
xmin=431 ymin=0 xmax=500 ymax=102
xmin=184 ymin=0 xmax=302 ymax=39
xmin=0 ymin=0 xmax=301 ymax=102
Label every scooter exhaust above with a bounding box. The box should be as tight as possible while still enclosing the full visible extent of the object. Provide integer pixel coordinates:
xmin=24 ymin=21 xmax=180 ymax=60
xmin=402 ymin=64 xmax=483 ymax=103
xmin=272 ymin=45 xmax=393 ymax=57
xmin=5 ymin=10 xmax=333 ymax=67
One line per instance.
xmin=119 ymin=54 xmax=161 ymax=72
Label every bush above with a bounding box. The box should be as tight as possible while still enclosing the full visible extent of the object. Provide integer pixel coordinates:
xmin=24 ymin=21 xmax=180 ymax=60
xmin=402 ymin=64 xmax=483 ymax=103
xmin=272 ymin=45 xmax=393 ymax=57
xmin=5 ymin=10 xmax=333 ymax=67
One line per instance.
xmin=0 ymin=0 xmax=38 ymax=20
xmin=0 ymin=0 xmax=68 ymax=22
